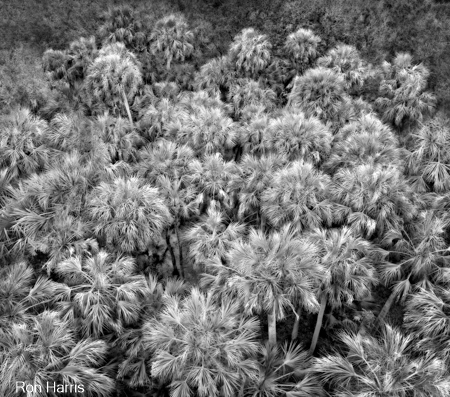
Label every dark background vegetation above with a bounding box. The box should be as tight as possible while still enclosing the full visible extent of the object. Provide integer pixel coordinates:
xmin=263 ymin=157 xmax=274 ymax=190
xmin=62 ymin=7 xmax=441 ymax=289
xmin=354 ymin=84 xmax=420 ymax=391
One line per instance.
xmin=1 ymin=0 xmax=450 ymax=110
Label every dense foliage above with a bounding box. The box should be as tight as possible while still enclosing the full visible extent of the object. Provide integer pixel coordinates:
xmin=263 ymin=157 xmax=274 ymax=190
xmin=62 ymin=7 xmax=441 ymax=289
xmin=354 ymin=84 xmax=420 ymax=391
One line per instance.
xmin=1 ymin=2 xmax=450 ymax=397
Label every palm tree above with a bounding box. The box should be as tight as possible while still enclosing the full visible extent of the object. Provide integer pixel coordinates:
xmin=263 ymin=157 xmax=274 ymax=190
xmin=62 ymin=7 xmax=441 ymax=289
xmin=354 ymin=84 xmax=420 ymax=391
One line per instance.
xmin=116 ymin=275 xmax=188 ymax=389
xmin=43 ymin=37 xmax=97 ymax=104
xmin=135 ymin=139 xmax=194 ymax=183
xmin=143 ymin=288 xmax=260 ymax=397
xmin=88 ymin=176 xmax=171 ymax=253
xmin=261 ymin=160 xmax=335 ymax=231
xmin=246 ymin=342 xmax=324 ymax=397
xmin=264 ymin=109 xmax=332 ymax=164
xmin=193 ymin=56 xmax=236 ymax=96
xmin=150 ymin=14 xmax=194 ymax=70
xmin=65 ymin=36 xmax=98 ymax=88
xmin=230 ymin=153 xmax=288 ymax=228
xmin=140 ymin=96 xmax=182 ymax=141
xmin=42 ymin=48 xmax=70 ymax=83
xmin=157 ymin=175 xmax=199 ymax=277
xmin=0 ymin=311 xmax=116 ymax=397
xmin=404 ymin=114 xmax=450 ymax=193
xmin=237 ymin=112 xmax=271 ymax=157
xmin=54 ymin=250 xmax=148 ymax=338
xmin=287 ymin=67 xmax=347 ymax=125
xmin=1 ymin=152 xmax=93 ymax=260
xmin=169 ymin=103 xmax=236 ymax=156
xmin=186 ymin=153 xmax=238 ymax=212
xmin=376 ymin=211 xmax=450 ymax=327
xmin=313 ymin=324 xmax=450 ymax=396
xmin=183 ymin=207 xmax=245 ymax=270
xmin=0 ymin=107 xmax=50 ymax=180
xmin=404 ymin=287 xmax=450 ymax=365
xmin=205 ymin=225 xmax=322 ymax=346
xmin=375 ymin=52 xmax=436 ymax=129
xmin=85 ymin=42 xmax=142 ymax=124
xmin=284 ymin=28 xmax=321 ymax=72
xmin=178 ymin=89 xmax=231 ymax=114
xmin=42 ymin=216 xmax=99 ymax=275
xmin=317 ymin=44 xmax=369 ymax=92
xmin=324 ymin=113 xmax=402 ymax=173
xmin=307 ymin=227 xmax=379 ymax=354
xmin=228 ymin=28 xmax=272 ymax=78
xmin=94 ymin=113 xmax=143 ymax=163
xmin=259 ymin=56 xmax=294 ymax=98
xmin=0 ymin=261 xmax=70 ymax=330
xmin=98 ymin=5 xmax=146 ymax=51
xmin=227 ymin=78 xmax=276 ymax=119
xmin=44 ymin=112 xmax=95 ymax=156
xmin=330 ymin=164 xmax=417 ymax=238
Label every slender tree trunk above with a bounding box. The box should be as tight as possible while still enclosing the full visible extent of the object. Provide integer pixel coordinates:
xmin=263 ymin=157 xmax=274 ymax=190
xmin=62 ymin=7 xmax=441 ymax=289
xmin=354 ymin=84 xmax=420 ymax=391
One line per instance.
xmin=165 ymin=230 xmax=182 ymax=277
xmin=121 ymin=89 xmax=133 ymax=126
xmin=260 ymin=213 xmax=266 ymax=233
xmin=310 ymin=294 xmax=327 ymax=354
xmin=174 ymin=216 xmax=184 ymax=278
xmin=268 ymin=305 xmax=277 ymax=346
xmin=376 ymin=290 xmax=397 ymax=329
xmin=291 ymin=306 xmax=302 ymax=341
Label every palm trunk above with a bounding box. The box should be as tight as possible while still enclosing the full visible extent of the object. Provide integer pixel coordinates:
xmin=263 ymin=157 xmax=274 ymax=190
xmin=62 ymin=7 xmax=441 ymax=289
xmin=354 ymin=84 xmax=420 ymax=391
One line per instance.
xmin=260 ymin=213 xmax=266 ymax=233
xmin=291 ymin=306 xmax=302 ymax=340
xmin=121 ymin=89 xmax=133 ymax=126
xmin=309 ymin=294 xmax=327 ymax=354
xmin=174 ymin=217 xmax=184 ymax=278
xmin=376 ymin=290 xmax=397 ymax=329
xmin=165 ymin=230 xmax=182 ymax=277
xmin=268 ymin=305 xmax=277 ymax=346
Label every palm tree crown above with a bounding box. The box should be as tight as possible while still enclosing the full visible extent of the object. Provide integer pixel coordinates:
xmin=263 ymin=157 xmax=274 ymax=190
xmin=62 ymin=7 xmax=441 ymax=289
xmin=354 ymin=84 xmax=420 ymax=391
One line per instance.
xmin=287 ymin=67 xmax=347 ymax=125
xmin=0 ymin=311 xmax=116 ymax=397
xmin=404 ymin=114 xmax=450 ymax=193
xmin=143 ymin=288 xmax=260 ymax=397
xmin=228 ymin=78 xmax=276 ymax=118
xmin=135 ymin=139 xmax=194 ymax=183
xmin=98 ymin=5 xmax=146 ymax=51
xmin=184 ymin=207 xmax=245 ymax=269
xmin=324 ymin=113 xmax=402 ymax=173
xmin=404 ymin=286 xmax=450 ymax=365
xmin=376 ymin=52 xmax=436 ymax=128
xmin=231 ymin=153 xmax=288 ymax=225
xmin=150 ymin=14 xmax=194 ymax=70
xmin=229 ymin=28 xmax=272 ymax=78
xmin=313 ymin=324 xmax=450 ymax=396
xmin=261 ymin=160 xmax=333 ymax=230
xmin=264 ymin=109 xmax=332 ymax=164
xmin=54 ymin=250 xmax=147 ymax=337
xmin=284 ymin=28 xmax=321 ymax=70
xmin=0 ymin=107 xmax=49 ymax=180
xmin=85 ymin=42 xmax=142 ymax=121
xmin=317 ymin=44 xmax=369 ymax=91
xmin=169 ymin=103 xmax=236 ymax=156
xmin=88 ymin=176 xmax=171 ymax=253
xmin=186 ymin=152 xmax=238 ymax=211
xmin=330 ymin=164 xmax=417 ymax=238
xmin=194 ymin=56 xmax=236 ymax=96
